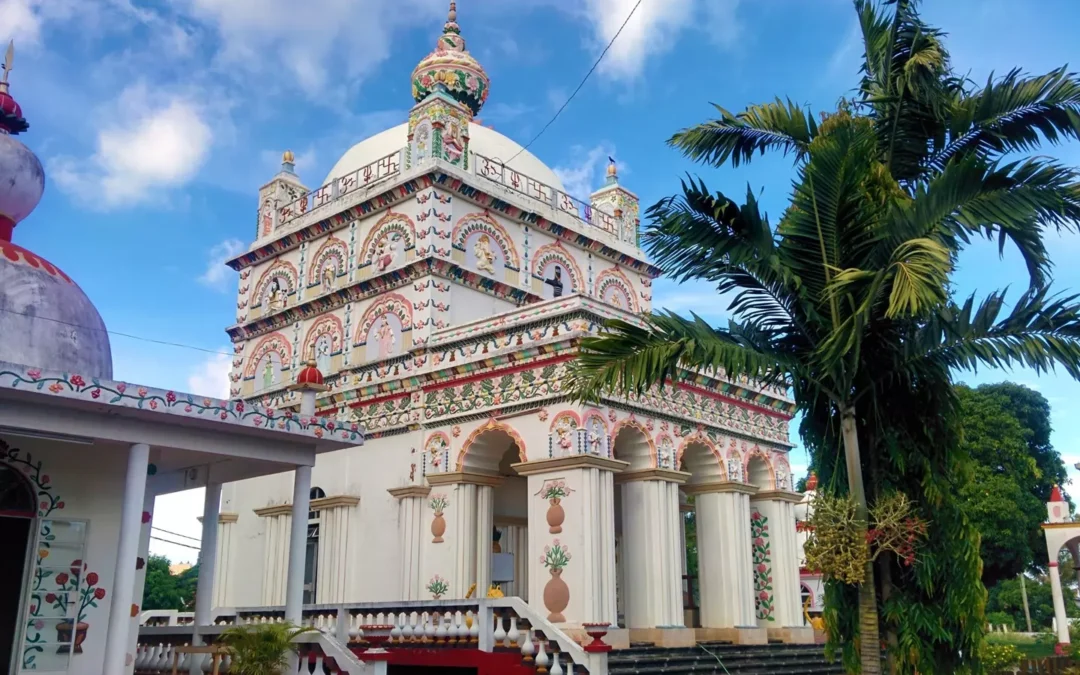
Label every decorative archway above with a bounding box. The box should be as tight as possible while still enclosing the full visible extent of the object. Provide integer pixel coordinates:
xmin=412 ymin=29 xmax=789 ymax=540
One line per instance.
xmin=252 ymin=260 xmax=299 ymax=309
xmin=549 ymin=411 xmax=581 ymax=457
xmin=359 ymin=212 xmax=417 ymax=274
xmin=303 ymin=314 xmax=345 ymax=375
xmin=455 ymin=419 xmax=527 ymax=473
xmin=531 ymin=242 xmax=583 ymax=299
xmin=610 ymin=417 xmax=656 ymax=470
xmin=307 ymin=236 xmax=349 ymax=288
xmin=676 ymin=434 xmax=727 ymax=483
xmin=354 ymin=294 xmax=413 ymax=362
xmin=452 ymin=212 xmax=521 ymax=272
xmin=243 ymin=333 xmax=292 ymax=391
xmin=582 ymin=410 xmax=609 ymax=457
xmin=594 ymin=267 xmax=638 ymax=312
xmin=745 ymin=446 xmax=775 ymax=490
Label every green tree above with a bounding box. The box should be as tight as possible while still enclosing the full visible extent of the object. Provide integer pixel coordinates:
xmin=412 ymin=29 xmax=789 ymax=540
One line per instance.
xmin=987 ymin=574 xmax=1080 ymax=630
xmin=570 ymin=1 xmax=1080 ymax=672
xmin=957 ymin=384 xmax=1069 ymax=585
xmin=142 ymin=555 xmax=183 ymax=611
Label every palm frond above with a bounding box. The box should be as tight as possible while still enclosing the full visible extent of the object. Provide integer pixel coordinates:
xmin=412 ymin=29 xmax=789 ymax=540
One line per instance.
xmin=568 ymin=312 xmax=793 ymax=403
xmin=669 ymin=98 xmax=818 ymax=168
xmin=930 ymin=67 xmax=1080 ymax=170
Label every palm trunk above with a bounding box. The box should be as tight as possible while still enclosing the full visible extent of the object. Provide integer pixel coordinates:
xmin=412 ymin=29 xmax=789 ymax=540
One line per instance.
xmin=841 ymin=407 xmax=881 ymax=675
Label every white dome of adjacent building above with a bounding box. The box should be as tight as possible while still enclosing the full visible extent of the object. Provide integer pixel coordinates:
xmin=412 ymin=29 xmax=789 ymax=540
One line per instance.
xmin=321 ymin=122 xmax=567 ymax=196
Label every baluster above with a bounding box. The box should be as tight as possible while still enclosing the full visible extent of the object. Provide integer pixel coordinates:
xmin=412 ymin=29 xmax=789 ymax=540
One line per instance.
xmin=220 ymin=654 xmax=231 ymax=673
xmin=565 ymin=660 xmax=575 ymax=675
xmin=550 ymin=651 xmax=564 ymax=675
xmin=454 ymin=611 xmax=467 ymax=644
xmin=535 ymin=639 xmax=550 ymax=674
xmin=468 ymin=610 xmax=479 ymax=644
xmin=520 ymin=630 xmax=535 ymax=662
xmin=133 ymin=645 xmax=146 ymax=670
xmin=202 ymin=652 xmax=213 ymax=673
xmin=401 ymin=612 xmax=414 ymax=642
xmin=424 ymin=613 xmax=437 ymax=643
xmin=507 ymin=616 xmax=520 ymax=647
xmin=435 ymin=611 xmax=448 ymax=644
xmin=391 ymin=613 xmax=403 ymax=643
xmin=493 ymin=612 xmax=506 ymax=647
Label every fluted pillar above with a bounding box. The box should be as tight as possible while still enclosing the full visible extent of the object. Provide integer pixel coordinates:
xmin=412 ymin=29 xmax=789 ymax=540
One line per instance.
xmin=213 ymin=514 xmax=239 ymax=609
xmin=687 ymin=482 xmax=766 ymax=644
xmin=425 ymin=472 xmax=501 ymax=599
xmin=616 ymin=469 xmax=694 ymax=646
xmin=389 ymin=486 xmax=431 ymax=600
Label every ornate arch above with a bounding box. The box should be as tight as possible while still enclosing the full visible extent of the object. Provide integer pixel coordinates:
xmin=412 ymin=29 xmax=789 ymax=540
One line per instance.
xmin=455 ymin=418 xmax=528 ymax=470
xmin=354 ymin=293 xmax=414 ymax=345
xmin=359 ymin=212 xmax=417 ymax=272
xmin=548 ymin=410 xmax=582 ymax=432
xmin=243 ymin=332 xmax=292 ymax=378
xmin=676 ymin=433 xmax=725 ymax=477
xmin=772 ymin=452 xmax=793 ymax=491
xmin=303 ymin=314 xmax=345 ymax=356
xmin=531 ymin=242 xmax=583 ymax=293
xmin=594 ymin=266 xmax=638 ymax=312
xmin=582 ymin=410 xmax=609 ymax=457
xmin=252 ymin=260 xmax=299 ymax=308
xmin=610 ymin=417 xmax=657 ymax=468
xmin=744 ymin=445 xmax=776 ymax=489
xmin=452 ymin=212 xmax=521 ymax=270
xmin=307 ymin=236 xmax=349 ymax=286
xmin=425 ymin=431 xmax=452 ymax=471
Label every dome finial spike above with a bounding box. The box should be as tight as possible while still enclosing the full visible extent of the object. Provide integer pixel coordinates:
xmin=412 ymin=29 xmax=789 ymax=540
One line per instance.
xmin=1 ymin=41 xmax=13 ymax=91
xmin=448 ymin=1 xmax=457 ymax=22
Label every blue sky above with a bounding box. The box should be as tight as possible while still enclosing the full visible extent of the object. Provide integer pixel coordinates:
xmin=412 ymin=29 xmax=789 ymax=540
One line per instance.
xmin=5 ymin=0 xmax=1079 ymax=562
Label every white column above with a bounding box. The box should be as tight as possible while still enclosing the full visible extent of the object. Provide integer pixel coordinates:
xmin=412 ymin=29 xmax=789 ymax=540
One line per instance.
xmin=285 ymin=466 xmax=312 ymax=624
xmin=694 ymin=485 xmax=757 ymax=629
xmin=475 ymin=485 xmax=494 ymax=596
xmin=125 ymin=486 xmax=156 ymax=675
xmin=390 ymin=487 xmax=428 ymax=600
xmin=213 ymin=516 xmax=237 ymax=609
xmin=194 ymin=483 xmax=221 ymax=630
xmin=620 ymin=474 xmax=686 ymax=629
xmin=749 ymin=492 xmax=804 ymax=631
xmin=1050 ymin=562 xmax=1071 ymax=645
xmin=102 ymin=443 xmax=150 ymax=674
xmin=452 ymin=483 xmax=478 ymax=595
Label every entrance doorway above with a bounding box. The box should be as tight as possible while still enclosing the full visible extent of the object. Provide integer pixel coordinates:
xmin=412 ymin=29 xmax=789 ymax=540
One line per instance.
xmin=0 ymin=463 xmax=38 ymax=673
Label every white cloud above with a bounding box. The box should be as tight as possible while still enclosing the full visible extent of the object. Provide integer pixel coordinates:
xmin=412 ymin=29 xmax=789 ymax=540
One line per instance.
xmin=553 ymin=144 xmax=616 ymax=199
xmin=186 ymin=351 xmax=232 ymax=399
xmin=199 ymin=239 xmax=245 ymax=288
xmin=50 ymin=83 xmax=213 ymax=208
xmin=582 ymin=0 xmax=743 ymax=81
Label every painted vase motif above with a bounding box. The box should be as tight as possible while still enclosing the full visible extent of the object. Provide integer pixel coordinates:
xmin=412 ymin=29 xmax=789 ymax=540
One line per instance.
xmin=543 ymin=569 xmax=570 ymax=623
xmin=431 ymin=512 xmax=446 ymax=543
xmin=55 ymin=621 xmax=89 ymax=654
xmin=430 ymin=494 xmax=449 ymax=544
xmin=546 ymin=498 xmax=565 ymax=534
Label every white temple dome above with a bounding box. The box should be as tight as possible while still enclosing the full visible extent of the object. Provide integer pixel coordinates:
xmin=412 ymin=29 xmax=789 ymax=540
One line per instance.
xmin=321 ymin=122 xmax=567 ymax=195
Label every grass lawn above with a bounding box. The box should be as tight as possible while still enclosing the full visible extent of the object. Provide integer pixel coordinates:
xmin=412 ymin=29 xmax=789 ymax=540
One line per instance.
xmin=984 ymin=631 xmax=1060 ymax=659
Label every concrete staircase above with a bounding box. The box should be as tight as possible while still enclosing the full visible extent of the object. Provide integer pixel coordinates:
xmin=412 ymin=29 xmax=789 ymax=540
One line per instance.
xmin=608 ymin=642 xmax=845 ymax=675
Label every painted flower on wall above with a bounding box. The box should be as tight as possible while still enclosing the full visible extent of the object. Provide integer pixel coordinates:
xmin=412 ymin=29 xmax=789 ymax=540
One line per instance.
xmin=751 ymin=511 xmax=774 ymax=622
xmin=427 ymin=575 xmax=449 ymax=600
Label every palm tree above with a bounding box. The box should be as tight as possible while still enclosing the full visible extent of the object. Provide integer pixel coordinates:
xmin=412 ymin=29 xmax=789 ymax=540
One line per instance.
xmin=571 ymin=1 xmax=1080 ymax=672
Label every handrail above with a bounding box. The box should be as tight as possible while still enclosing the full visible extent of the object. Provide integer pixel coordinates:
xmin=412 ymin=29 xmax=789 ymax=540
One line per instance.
xmin=486 ymin=596 xmax=601 ymax=672
xmin=294 ymin=631 xmax=373 ymax=674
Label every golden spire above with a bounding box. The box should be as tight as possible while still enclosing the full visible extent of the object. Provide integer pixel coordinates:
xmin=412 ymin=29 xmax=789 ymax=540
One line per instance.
xmin=282 ymin=149 xmax=295 ymax=164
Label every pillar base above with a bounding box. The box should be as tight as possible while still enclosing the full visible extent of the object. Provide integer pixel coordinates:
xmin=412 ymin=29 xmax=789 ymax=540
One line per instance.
xmin=627 ymin=627 xmax=697 ymax=648
xmin=694 ymin=627 xmax=768 ymax=645
xmin=767 ymin=626 xmax=815 ymax=644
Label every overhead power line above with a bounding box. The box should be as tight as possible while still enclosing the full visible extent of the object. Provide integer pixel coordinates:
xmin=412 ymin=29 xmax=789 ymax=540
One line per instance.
xmin=150 ymin=535 xmax=201 ymax=552
xmin=504 ymin=0 xmax=644 ymax=165
xmin=152 ymin=526 xmax=202 ymax=543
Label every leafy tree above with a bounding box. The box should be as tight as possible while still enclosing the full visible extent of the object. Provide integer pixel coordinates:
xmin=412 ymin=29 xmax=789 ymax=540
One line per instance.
xmin=141 ymin=555 xmax=200 ymax=611
xmin=571 ymin=1 xmax=1080 ymax=673
xmin=957 ymin=384 xmax=1068 ymax=585
xmin=987 ymin=574 xmax=1080 ymax=630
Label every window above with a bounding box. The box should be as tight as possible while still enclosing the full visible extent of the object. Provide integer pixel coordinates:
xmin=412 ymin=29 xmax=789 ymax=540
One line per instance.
xmin=303 ymin=487 xmax=325 ymax=604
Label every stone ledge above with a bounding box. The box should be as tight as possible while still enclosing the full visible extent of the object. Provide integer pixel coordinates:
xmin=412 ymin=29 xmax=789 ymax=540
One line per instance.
xmin=387 ymin=485 xmax=431 ymax=499
xmin=627 ymin=627 xmax=697 ymax=648
xmin=511 ymin=455 xmax=629 ymax=476
xmin=615 ymin=468 xmax=691 ymax=485
xmin=425 ymin=471 xmax=503 ymax=487
xmin=254 ymin=494 xmax=360 ymax=517
xmin=693 ymin=626 xmax=768 ymax=645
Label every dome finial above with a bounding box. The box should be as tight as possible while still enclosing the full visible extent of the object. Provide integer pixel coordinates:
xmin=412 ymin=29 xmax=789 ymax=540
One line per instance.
xmin=0 ymin=40 xmax=28 ymax=135
xmin=281 ymin=149 xmax=296 ymax=173
xmin=447 ymin=1 xmax=457 ymax=24
xmin=606 ymin=156 xmax=618 ymax=184
xmin=1 ymin=41 xmax=13 ymax=91
xmin=411 ymin=0 xmax=489 ymax=115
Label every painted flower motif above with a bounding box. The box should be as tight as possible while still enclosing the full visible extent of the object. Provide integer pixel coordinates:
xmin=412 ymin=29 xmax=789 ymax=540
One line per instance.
xmin=39 ymin=500 xmax=47 ymax=511
xmin=138 ymin=387 xmax=148 ymax=397
xmin=91 ymin=389 xmax=101 ymax=399
xmin=166 ymin=391 xmax=177 ymax=403
xmin=45 ymin=593 xmax=56 ymax=603
xmin=56 ymin=572 xmax=69 ymax=586
xmin=235 ymin=401 xmax=245 ymax=413
xmin=70 ymin=375 xmax=85 ymax=388
xmin=48 ymin=383 xmax=63 ymax=393
xmin=27 ymin=369 xmax=41 ymax=379
xmin=148 ymin=400 xmax=158 ymax=410
xmin=351 ymin=423 xmax=359 ymax=431
xmin=184 ymin=405 xmax=193 ymax=412
xmin=327 ymin=421 xmax=336 ymax=431
xmin=94 ymin=588 xmax=106 ymax=600
xmin=116 ymin=383 xmax=127 ymax=393
xmin=33 ymin=619 xmax=43 ymax=630
xmin=452 ymin=425 xmax=461 ymax=438
xmin=253 ymin=417 xmax=263 ymax=426
xmin=38 ymin=549 xmax=48 ymax=560
xmin=314 ymin=428 xmax=324 ymax=438
xmin=538 ymin=409 xmax=549 ymax=422
xmin=142 ymin=511 xmax=151 ymax=524
xmin=86 ymin=572 xmax=99 ymax=586
xmin=41 ymin=474 xmax=49 ymax=484
xmin=220 ymin=412 xmax=228 ymax=420
xmin=56 ymin=501 xmax=64 ymax=509
xmin=203 ymin=398 xmax=212 ymax=407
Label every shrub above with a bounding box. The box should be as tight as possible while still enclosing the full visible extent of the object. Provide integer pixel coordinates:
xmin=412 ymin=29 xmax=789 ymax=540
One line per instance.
xmin=219 ymin=622 xmax=316 ymax=675
xmin=981 ymin=642 xmax=1022 ymax=674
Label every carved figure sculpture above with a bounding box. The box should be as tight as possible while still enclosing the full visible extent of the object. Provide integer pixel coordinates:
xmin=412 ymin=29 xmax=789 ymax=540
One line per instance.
xmin=474 ymin=234 xmax=496 ymax=274
xmin=376 ymin=317 xmax=396 ymax=358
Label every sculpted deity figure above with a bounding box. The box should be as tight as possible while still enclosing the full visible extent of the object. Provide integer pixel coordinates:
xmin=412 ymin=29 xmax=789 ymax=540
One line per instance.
xmin=416 ymin=125 xmax=429 ymax=162
xmin=375 ymin=233 xmax=399 ymax=272
xmin=267 ymin=278 xmax=287 ymax=311
xmin=474 ymin=234 xmax=496 ymax=274
xmin=262 ymin=358 xmax=275 ymax=390
xmin=444 ymin=120 xmax=464 ymax=163
xmin=315 ymin=337 xmax=332 ymax=374
xmin=552 ymin=416 xmax=577 ymax=454
xmin=544 ymin=265 xmax=564 ymax=298
xmin=727 ymin=458 xmax=744 ymax=483
xmin=587 ymin=418 xmax=606 ymax=456
xmin=322 ymin=263 xmax=336 ymax=290
xmin=375 ymin=316 xmax=396 ymax=358
xmin=776 ymin=464 xmax=790 ymax=491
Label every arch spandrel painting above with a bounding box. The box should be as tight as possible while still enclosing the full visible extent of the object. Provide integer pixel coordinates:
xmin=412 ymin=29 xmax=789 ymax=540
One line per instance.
xmin=366 ymin=313 xmax=404 ymax=362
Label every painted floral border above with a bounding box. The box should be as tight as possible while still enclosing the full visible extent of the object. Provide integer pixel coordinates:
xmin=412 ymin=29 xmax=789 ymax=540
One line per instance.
xmin=0 ymin=367 xmax=362 ymax=443
xmin=0 ymin=438 xmax=65 ymax=518
xmin=751 ymin=510 xmax=774 ymax=622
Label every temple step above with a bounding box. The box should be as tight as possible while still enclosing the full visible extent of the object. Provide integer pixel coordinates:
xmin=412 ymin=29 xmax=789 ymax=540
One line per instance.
xmin=608 ymin=642 xmax=844 ymax=675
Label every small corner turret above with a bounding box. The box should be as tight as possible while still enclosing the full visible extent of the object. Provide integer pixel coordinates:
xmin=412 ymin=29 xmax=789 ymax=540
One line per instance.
xmin=590 ymin=157 xmax=641 ymax=247
xmin=1048 ymin=484 xmax=1068 ymax=523
xmin=255 ymin=150 xmax=309 ymax=243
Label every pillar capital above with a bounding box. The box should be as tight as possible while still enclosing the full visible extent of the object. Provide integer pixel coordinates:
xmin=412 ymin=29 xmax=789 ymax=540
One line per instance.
xmin=388 ymin=485 xmax=431 ymax=499
xmin=426 ymin=471 xmax=503 ymax=487
xmin=511 ymin=454 xmax=629 ymax=476
xmin=749 ymin=489 xmax=803 ymax=504
xmin=682 ymin=481 xmax=758 ymax=497
xmin=615 ymin=468 xmax=691 ymax=485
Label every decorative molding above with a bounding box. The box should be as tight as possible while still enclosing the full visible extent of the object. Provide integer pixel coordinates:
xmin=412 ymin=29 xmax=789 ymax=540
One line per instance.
xmin=681 ymin=481 xmax=759 ymax=496
xmin=387 ymin=486 xmax=432 ymax=499
xmin=425 ymin=471 xmax=503 ymax=488
xmin=614 ymin=468 xmax=691 ymax=485
xmin=511 ymin=455 xmax=629 ymax=476
xmin=750 ymin=489 xmax=803 ymax=504
xmin=197 ymin=513 xmax=240 ymax=524
xmin=254 ymin=494 xmax=360 ymax=517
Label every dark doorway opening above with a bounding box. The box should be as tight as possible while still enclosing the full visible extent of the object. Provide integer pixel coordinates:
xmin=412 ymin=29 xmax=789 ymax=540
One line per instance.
xmin=0 ymin=462 xmax=36 ymax=674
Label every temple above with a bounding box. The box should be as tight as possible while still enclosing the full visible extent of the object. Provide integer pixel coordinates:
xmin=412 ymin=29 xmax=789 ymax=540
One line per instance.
xmin=215 ymin=1 xmax=810 ymax=652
